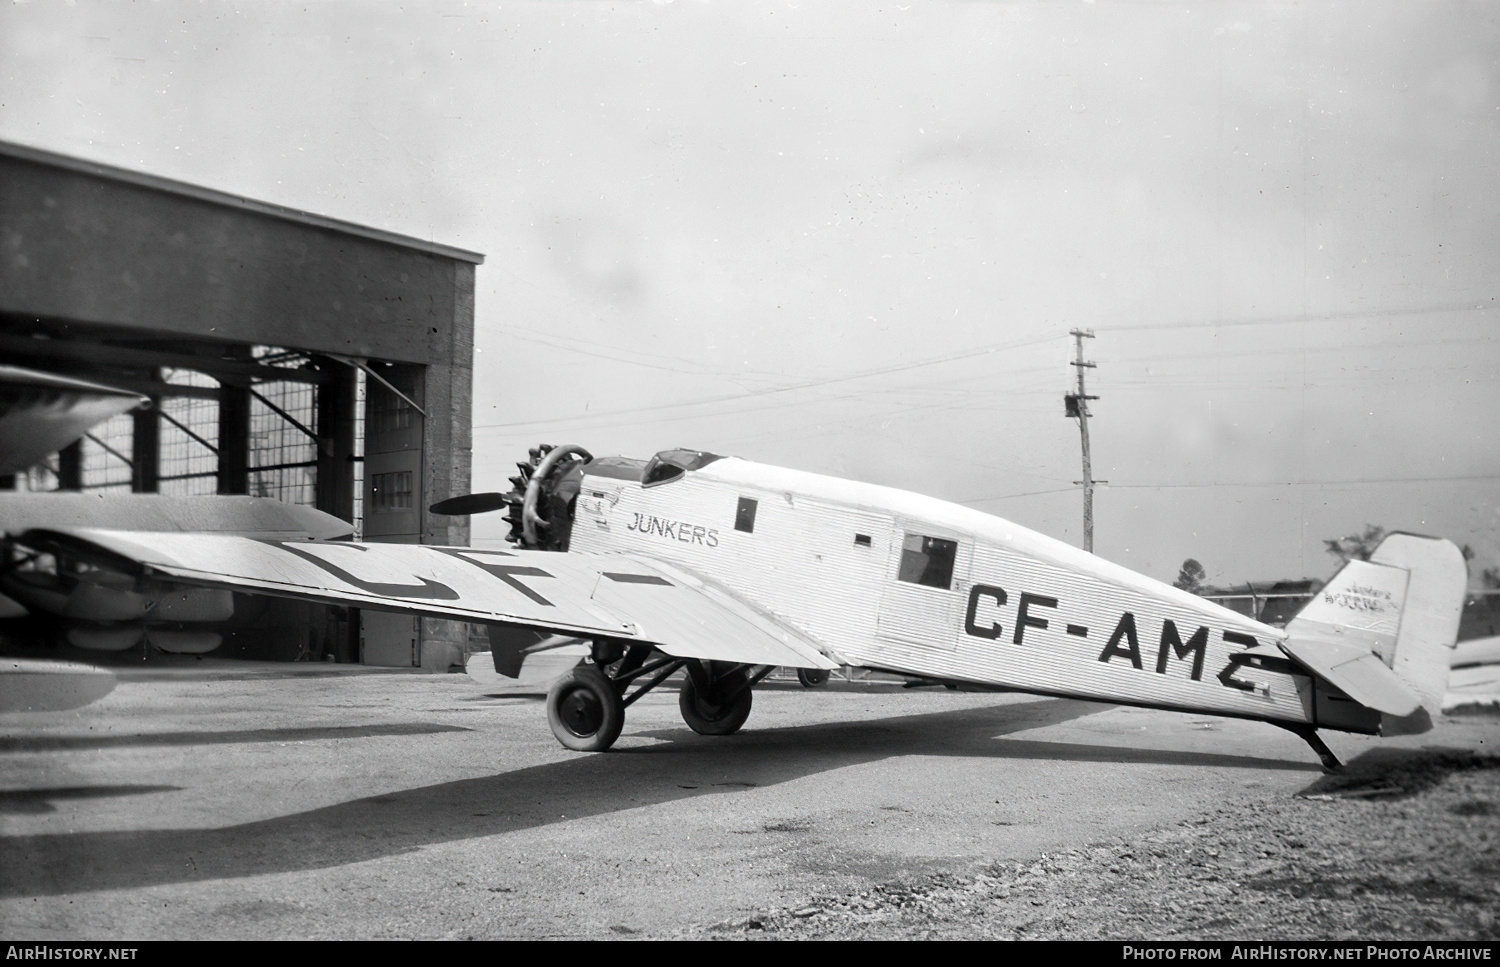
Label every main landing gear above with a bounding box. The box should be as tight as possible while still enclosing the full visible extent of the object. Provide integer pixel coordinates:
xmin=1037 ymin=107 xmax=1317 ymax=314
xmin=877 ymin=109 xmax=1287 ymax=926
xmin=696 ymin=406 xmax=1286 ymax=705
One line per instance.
xmin=797 ymin=667 xmax=831 ymax=689
xmin=545 ymin=640 xmax=774 ymax=752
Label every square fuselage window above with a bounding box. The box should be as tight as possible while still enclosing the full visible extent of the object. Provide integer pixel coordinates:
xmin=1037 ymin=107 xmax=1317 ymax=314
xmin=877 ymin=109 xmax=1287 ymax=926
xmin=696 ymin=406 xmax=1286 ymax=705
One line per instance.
xmin=735 ymin=497 xmax=758 ymax=533
xmin=897 ymin=533 xmax=957 ymax=589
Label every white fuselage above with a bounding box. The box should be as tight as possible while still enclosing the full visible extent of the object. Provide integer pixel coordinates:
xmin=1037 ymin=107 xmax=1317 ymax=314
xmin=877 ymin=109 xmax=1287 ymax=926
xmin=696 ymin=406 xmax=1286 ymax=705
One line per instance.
xmin=568 ymin=457 xmax=1320 ymax=726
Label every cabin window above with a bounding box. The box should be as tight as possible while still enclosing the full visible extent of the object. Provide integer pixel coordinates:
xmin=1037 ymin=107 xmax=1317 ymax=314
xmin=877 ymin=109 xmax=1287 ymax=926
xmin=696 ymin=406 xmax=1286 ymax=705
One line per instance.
xmin=897 ymin=533 xmax=957 ymax=589
xmin=854 ymin=534 xmax=872 ymax=547
xmin=735 ymin=497 xmax=758 ymax=533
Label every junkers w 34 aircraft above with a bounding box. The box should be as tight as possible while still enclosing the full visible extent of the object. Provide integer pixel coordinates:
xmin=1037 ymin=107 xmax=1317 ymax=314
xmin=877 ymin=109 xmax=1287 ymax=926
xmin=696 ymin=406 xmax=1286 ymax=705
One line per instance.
xmin=10 ymin=444 xmax=1467 ymax=768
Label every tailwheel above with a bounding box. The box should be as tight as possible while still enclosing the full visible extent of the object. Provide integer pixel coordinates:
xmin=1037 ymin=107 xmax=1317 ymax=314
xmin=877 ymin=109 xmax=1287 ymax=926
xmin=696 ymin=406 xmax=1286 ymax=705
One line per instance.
xmin=547 ymin=664 xmax=624 ymax=752
xmin=679 ymin=664 xmax=754 ymax=736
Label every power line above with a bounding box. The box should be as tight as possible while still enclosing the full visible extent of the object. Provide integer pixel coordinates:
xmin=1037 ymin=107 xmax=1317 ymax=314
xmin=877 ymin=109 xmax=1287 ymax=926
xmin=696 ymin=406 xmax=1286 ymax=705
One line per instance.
xmin=957 ymin=486 xmax=1080 ymax=505
xmin=952 ymin=473 xmax=1500 ymax=508
xmin=1101 ymin=335 xmax=1498 ymax=373
xmin=474 ymin=331 xmax=1061 ymax=432
xmin=1102 ymin=474 xmax=1500 ymax=489
xmin=479 ymin=322 xmax=790 ymax=382
xmin=1098 ymin=302 xmax=1490 ymax=334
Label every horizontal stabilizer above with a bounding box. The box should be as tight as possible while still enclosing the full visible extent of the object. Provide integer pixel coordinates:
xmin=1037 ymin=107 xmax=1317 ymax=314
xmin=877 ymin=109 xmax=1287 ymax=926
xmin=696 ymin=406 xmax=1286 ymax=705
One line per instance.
xmin=1280 ymin=634 xmax=1422 ymax=717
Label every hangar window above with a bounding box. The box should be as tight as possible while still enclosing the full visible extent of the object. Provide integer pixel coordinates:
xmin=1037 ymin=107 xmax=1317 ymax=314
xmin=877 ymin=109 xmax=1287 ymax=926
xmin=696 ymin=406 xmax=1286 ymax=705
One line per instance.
xmin=157 ymin=369 xmax=220 ymax=497
xmin=854 ymin=534 xmax=872 ymax=547
xmin=897 ymin=533 xmax=957 ymax=590
xmin=351 ymin=368 xmax=366 ymax=539
xmin=80 ymin=412 xmax=134 ymax=493
xmin=370 ymin=370 xmax=417 ymax=436
xmin=370 ymin=470 xmax=413 ymax=513
xmin=248 ymin=353 xmax=319 ymax=507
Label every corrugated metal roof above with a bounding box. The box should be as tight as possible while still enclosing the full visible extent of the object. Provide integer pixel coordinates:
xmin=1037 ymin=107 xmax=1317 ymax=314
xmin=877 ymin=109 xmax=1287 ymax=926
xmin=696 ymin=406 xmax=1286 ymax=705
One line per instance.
xmin=0 ymin=139 xmax=485 ymax=265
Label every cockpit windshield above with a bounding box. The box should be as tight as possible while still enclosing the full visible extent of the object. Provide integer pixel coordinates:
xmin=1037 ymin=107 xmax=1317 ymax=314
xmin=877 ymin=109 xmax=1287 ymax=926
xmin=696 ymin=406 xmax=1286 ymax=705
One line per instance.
xmin=641 ymin=448 xmax=723 ymax=487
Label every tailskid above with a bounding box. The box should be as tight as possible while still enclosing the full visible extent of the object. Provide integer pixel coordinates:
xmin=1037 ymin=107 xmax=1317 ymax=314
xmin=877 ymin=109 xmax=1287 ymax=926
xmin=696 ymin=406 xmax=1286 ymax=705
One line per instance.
xmin=1271 ymin=722 xmax=1342 ymax=771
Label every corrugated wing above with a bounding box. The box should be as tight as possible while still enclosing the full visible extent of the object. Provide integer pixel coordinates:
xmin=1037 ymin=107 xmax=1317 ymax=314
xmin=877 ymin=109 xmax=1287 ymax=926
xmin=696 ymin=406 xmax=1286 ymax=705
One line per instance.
xmin=590 ymin=560 xmax=838 ymax=669
xmin=20 ymin=527 xmax=835 ymax=669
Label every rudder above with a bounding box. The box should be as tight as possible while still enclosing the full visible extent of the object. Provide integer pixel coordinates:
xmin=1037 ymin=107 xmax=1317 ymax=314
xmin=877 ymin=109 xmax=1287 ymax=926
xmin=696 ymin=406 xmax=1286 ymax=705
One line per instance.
xmin=1284 ymin=533 xmax=1467 ymax=735
xmin=1369 ymin=533 xmax=1467 ymax=731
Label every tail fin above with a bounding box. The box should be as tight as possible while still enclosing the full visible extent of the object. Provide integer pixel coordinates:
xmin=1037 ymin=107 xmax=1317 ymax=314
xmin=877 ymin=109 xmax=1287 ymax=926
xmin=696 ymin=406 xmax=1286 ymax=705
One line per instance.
xmin=1283 ymin=533 xmax=1467 ymax=735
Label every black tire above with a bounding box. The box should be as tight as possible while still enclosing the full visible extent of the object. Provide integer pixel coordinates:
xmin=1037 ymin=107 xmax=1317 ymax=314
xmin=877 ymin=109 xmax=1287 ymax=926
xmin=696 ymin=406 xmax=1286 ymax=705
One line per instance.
xmin=547 ymin=664 xmax=624 ymax=752
xmin=797 ymin=667 xmax=831 ymax=689
xmin=678 ymin=669 xmax=753 ymax=736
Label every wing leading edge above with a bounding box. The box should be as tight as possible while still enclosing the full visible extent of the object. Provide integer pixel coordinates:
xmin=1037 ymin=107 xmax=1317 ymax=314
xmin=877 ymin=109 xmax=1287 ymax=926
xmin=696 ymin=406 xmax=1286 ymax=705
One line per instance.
xmin=16 ymin=528 xmax=838 ymax=671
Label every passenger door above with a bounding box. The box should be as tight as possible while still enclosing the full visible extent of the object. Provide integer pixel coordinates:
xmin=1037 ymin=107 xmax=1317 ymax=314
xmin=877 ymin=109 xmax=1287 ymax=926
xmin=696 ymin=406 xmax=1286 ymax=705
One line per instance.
xmin=875 ymin=527 xmax=972 ymax=651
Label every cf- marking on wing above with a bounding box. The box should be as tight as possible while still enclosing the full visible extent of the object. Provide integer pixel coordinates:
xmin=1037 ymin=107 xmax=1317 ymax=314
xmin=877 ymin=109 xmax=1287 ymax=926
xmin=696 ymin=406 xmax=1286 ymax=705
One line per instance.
xmin=19 ymin=528 xmax=629 ymax=635
xmin=18 ymin=529 xmax=838 ymax=670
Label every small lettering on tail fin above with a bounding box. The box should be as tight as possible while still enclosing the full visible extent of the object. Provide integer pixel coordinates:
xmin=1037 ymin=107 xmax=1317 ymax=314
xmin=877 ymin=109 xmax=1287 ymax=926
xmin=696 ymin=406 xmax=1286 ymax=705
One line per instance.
xmin=1285 ymin=533 xmax=1466 ymax=736
xmin=1287 ymin=556 xmax=1409 ymax=665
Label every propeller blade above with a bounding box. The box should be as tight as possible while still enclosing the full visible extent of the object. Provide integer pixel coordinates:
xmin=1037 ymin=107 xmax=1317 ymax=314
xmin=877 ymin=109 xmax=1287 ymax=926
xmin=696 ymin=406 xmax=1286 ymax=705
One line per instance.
xmin=429 ymin=492 xmax=511 ymax=516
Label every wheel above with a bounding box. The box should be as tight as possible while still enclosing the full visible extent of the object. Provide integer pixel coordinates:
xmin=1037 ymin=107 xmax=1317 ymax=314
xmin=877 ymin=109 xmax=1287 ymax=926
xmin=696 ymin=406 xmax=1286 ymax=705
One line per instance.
xmin=678 ymin=669 xmax=753 ymax=735
xmin=546 ymin=664 xmax=624 ymax=752
xmin=796 ymin=667 xmax=831 ymax=689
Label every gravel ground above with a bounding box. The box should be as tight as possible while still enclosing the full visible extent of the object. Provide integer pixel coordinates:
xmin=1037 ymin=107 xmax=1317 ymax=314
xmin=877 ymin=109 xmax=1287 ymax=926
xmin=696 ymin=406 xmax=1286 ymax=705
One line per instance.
xmin=682 ymin=740 xmax=1500 ymax=941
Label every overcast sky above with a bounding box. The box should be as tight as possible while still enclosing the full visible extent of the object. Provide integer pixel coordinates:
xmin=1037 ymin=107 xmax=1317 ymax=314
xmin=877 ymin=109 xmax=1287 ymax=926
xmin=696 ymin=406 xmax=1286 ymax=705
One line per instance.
xmin=2 ymin=0 xmax=1496 ymax=585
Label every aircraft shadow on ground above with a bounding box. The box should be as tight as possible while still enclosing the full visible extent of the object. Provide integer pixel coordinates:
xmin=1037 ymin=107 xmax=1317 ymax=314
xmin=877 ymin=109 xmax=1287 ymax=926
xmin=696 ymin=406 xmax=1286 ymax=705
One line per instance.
xmin=1296 ymin=745 xmax=1500 ymax=799
xmin=0 ymin=723 xmax=471 ymax=754
xmin=0 ymin=697 xmax=1318 ymax=898
xmin=0 ymin=785 xmax=183 ymax=815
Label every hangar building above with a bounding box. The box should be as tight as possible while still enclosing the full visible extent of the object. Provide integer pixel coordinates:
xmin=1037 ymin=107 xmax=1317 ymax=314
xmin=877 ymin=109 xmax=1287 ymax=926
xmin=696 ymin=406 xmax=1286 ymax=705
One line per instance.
xmin=0 ymin=140 xmax=482 ymax=669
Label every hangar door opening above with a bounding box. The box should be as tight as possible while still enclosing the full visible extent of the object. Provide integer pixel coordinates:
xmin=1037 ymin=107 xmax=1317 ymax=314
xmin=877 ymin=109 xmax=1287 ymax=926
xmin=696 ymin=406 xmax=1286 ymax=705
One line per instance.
xmin=359 ymin=363 xmax=426 ymax=666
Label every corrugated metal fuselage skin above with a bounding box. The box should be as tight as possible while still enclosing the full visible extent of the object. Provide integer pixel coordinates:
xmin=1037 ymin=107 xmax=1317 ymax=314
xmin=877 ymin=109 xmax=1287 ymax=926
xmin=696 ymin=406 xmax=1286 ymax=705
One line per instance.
xmin=568 ymin=458 xmax=1328 ymax=729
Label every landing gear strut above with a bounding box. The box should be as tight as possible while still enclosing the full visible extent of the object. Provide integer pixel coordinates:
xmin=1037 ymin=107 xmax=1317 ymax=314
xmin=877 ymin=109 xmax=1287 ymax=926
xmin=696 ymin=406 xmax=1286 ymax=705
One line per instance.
xmin=543 ymin=642 xmax=770 ymax=752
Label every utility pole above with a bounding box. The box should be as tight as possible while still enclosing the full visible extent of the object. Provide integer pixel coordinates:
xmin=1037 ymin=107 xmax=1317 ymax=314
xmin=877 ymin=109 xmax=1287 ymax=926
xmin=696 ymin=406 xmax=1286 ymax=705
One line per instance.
xmin=1064 ymin=329 xmax=1101 ymax=552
